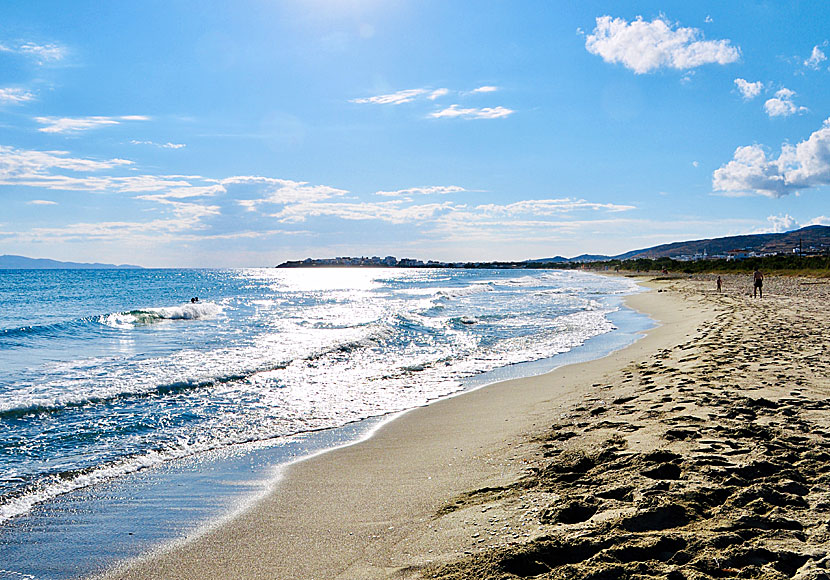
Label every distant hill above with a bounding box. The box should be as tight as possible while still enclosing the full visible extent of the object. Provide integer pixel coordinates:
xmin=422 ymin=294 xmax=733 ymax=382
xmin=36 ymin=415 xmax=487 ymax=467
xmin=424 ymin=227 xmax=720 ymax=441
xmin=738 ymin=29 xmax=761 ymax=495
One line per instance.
xmin=624 ymin=225 xmax=830 ymax=259
xmin=525 ymin=254 xmax=614 ymax=264
xmin=525 ymin=255 xmax=569 ymax=264
xmin=0 ymin=255 xmax=143 ymax=269
xmin=528 ymin=225 xmax=830 ymax=263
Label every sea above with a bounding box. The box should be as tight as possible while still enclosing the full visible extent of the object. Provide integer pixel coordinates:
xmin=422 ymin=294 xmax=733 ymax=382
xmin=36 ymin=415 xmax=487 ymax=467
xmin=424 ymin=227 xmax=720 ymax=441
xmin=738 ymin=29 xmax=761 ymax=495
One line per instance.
xmin=0 ymin=267 xmax=650 ymax=578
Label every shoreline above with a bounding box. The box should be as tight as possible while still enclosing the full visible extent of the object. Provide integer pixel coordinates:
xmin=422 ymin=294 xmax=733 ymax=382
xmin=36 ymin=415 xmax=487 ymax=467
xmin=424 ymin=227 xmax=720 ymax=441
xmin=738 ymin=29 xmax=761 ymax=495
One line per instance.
xmin=96 ymin=279 xmax=704 ymax=579
xmin=0 ymin=273 xmax=648 ymax=580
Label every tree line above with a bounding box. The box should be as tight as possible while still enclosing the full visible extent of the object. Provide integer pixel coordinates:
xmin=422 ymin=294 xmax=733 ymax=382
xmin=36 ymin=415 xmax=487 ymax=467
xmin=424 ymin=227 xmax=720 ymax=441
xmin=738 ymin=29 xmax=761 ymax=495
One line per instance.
xmin=538 ymin=254 xmax=830 ymax=275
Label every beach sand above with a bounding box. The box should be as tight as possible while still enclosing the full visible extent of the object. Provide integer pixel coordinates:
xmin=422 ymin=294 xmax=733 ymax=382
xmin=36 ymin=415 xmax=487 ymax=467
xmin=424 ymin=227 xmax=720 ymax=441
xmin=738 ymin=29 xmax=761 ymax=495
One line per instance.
xmin=98 ymin=274 xmax=830 ymax=580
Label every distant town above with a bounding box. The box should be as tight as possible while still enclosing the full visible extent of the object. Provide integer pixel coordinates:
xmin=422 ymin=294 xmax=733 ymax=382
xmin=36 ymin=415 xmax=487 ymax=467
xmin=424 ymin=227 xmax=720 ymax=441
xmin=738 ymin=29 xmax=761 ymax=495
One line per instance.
xmin=277 ymin=256 xmax=498 ymax=269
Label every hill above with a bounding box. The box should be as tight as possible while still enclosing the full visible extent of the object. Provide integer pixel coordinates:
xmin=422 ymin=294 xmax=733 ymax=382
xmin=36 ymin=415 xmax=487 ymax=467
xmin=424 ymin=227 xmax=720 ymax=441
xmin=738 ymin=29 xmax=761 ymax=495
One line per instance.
xmin=0 ymin=255 xmax=143 ymax=269
xmin=624 ymin=225 xmax=830 ymax=259
xmin=529 ymin=225 xmax=830 ymax=263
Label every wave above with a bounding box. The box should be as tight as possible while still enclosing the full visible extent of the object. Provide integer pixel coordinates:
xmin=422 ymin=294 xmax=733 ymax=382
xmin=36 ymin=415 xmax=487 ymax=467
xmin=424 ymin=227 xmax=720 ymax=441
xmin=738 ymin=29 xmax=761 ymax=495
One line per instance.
xmin=99 ymin=302 xmax=222 ymax=327
xmin=0 ymin=302 xmax=223 ymax=345
xmin=493 ymin=275 xmax=542 ymax=286
xmin=435 ymin=283 xmax=494 ymax=299
xmin=0 ymin=317 xmax=102 ymax=345
xmin=0 ymin=270 xmax=644 ymax=526
xmin=0 ymin=371 xmax=258 ymax=420
xmin=0 ymin=321 xmax=396 ymax=420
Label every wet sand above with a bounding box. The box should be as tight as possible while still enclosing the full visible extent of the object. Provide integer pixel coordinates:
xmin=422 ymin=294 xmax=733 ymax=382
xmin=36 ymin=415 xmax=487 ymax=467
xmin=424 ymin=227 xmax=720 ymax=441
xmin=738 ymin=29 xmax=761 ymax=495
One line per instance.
xmin=98 ymin=275 xmax=830 ymax=579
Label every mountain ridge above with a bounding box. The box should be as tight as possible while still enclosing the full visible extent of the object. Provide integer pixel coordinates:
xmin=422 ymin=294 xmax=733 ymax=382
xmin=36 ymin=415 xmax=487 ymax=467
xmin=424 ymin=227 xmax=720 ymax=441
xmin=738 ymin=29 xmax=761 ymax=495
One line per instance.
xmin=531 ymin=225 xmax=830 ymax=263
xmin=0 ymin=255 xmax=143 ymax=269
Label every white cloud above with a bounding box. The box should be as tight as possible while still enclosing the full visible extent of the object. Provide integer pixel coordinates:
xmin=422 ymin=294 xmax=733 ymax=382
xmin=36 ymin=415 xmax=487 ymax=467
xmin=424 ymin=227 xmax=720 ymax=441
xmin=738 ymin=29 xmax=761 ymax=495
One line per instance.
xmin=268 ymin=192 xmax=635 ymax=229
xmin=474 ymin=198 xmax=635 ymax=216
xmin=18 ymin=42 xmax=65 ymax=63
xmin=763 ymin=88 xmax=807 ymax=117
xmin=428 ymin=88 xmax=449 ymax=100
xmin=429 ymin=105 xmax=514 ymax=119
xmin=0 ymin=88 xmax=35 ymax=104
xmin=222 ymin=176 xmax=347 ymax=212
xmin=20 ymin=215 xmax=214 ymax=243
xmin=766 ymin=213 xmax=798 ymax=233
xmin=0 ymin=41 xmax=66 ymax=63
xmin=131 ymin=140 xmax=186 ymax=149
xmin=705 ymin=15 xmax=713 ymax=24
xmin=375 ymin=185 xmax=465 ymax=197
xmin=0 ymin=145 xmax=221 ymax=196
xmin=272 ymin=199 xmax=456 ymax=224
xmin=0 ymin=145 xmax=132 ymax=175
xmin=805 ymin=215 xmax=830 ymax=226
xmin=350 ymin=89 xmax=428 ymax=105
xmin=35 ymin=115 xmax=151 ymax=134
xmin=585 ymin=15 xmax=740 ymax=74
xmin=804 ymin=45 xmax=827 ymax=69
xmin=352 ymin=86 xmax=509 ymax=107
xmin=734 ymin=78 xmax=763 ymax=100
xmin=713 ymin=118 xmax=830 ymax=196
xmin=27 ymin=199 xmax=57 ymax=205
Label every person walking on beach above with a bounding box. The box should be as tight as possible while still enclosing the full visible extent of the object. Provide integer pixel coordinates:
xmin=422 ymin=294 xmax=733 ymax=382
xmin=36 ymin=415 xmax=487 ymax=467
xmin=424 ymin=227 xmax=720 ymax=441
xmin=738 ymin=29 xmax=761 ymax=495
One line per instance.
xmin=753 ymin=269 xmax=763 ymax=298
xmin=716 ymin=276 xmax=722 ymax=293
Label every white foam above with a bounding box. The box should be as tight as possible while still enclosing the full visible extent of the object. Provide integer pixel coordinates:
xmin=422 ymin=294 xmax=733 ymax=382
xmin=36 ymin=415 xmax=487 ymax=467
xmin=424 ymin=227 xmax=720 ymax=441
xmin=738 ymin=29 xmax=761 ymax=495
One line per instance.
xmin=99 ymin=302 xmax=223 ymax=328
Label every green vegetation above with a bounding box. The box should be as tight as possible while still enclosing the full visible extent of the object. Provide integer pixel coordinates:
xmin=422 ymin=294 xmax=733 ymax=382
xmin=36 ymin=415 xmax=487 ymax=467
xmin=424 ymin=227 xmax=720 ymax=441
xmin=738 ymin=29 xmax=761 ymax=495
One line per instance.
xmin=542 ymin=254 xmax=830 ymax=276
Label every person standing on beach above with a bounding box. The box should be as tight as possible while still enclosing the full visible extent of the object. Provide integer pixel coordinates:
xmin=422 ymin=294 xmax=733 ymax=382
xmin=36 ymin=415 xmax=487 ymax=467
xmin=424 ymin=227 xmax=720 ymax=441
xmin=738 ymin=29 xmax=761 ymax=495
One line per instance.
xmin=753 ymin=270 xmax=763 ymax=298
xmin=716 ymin=276 xmax=722 ymax=293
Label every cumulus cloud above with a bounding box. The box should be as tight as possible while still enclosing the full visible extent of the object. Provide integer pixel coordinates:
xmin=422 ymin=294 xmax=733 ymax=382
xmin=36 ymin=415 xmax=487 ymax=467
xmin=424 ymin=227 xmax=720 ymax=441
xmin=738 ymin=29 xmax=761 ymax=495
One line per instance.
xmin=805 ymin=215 xmax=830 ymax=226
xmin=3 ymin=139 xmax=644 ymax=258
xmin=224 ymin=176 xmax=348 ymax=212
xmin=766 ymin=214 xmax=798 ymax=233
xmin=713 ymin=118 xmax=830 ymax=196
xmin=734 ymin=78 xmax=763 ymax=100
xmin=428 ymin=88 xmax=449 ymax=100
xmin=0 ymin=88 xmax=35 ymax=104
xmin=35 ymin=115 xmax=151 ymax=134
xmin=375 ymin=185 xmax=465 ymax=197
xmin=763 ymin=88 xmax=807 ymax=117
xmin=429 ymin=105 xmax=514 ymax=119
xmin=585 ymin=15 xmax=740 ymax=74
xmin=804 ymin=45 xmax=827 ymax=69
xmin=350 ymin=89 xmax=428 ymax=105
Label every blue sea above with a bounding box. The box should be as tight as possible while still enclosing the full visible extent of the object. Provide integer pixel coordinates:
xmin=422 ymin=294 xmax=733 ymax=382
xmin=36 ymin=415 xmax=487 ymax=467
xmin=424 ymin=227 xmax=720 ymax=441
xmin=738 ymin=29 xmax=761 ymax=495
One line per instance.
xmin=0 ymin=267 xmax=648 ymax=578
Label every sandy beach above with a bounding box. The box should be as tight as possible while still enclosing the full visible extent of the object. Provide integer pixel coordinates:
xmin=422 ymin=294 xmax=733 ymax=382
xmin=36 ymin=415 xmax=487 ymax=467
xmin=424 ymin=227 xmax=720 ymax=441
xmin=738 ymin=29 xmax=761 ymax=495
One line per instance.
xmin=97 ymin=274 xmax=830 ymax=580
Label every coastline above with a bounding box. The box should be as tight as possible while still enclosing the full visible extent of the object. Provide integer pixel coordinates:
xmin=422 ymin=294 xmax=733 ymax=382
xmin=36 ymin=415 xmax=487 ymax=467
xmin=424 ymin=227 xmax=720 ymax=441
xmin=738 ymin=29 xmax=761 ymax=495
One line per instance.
xmin=0 ymin=270 xmax=646 ymax=580
xmin=96 ymin=278 xmax=705 ymax=579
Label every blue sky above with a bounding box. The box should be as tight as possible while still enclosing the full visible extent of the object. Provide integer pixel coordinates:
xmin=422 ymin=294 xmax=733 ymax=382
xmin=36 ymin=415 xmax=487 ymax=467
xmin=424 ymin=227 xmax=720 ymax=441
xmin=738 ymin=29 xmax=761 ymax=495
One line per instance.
xmin=2 ymin=1 xmax=830 ymax=267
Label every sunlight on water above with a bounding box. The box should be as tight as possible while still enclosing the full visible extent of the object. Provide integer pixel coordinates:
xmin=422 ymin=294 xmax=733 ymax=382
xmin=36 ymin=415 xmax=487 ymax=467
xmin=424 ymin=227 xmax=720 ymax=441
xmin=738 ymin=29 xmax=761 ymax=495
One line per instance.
xmin=0 ymin=268 xmax=641 ymax=523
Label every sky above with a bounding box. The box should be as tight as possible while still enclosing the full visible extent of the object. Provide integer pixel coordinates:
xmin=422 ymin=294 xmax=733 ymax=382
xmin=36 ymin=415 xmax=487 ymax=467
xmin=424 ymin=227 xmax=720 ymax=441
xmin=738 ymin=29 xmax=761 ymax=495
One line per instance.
xmin=2 ymin=1 xmax=830 ymax=267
